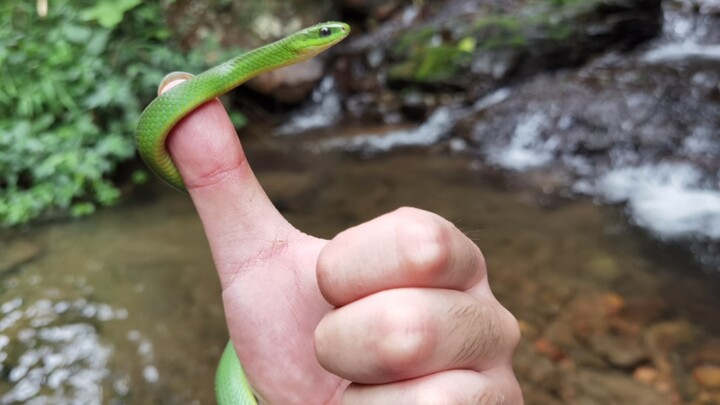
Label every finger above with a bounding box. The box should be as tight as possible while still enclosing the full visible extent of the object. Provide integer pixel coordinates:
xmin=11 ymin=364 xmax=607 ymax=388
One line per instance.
xmin=317 ymin=207 xmax=487 ymax=307
xmin=314 ymin=288 xmax=520 ymax=384
xmin=342 ymin=368 xmax=523 ymax=405
xmin=158 ymin=78 xmax=296 ymax=288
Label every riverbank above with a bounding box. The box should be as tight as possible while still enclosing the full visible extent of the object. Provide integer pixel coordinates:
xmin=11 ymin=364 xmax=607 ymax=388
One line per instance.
xmin=2 ymin=133 xmax=720 ymax=403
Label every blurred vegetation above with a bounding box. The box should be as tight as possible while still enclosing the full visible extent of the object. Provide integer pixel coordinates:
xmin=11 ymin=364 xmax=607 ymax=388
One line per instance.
xmin=388 ymin=0 xmax=601 ymax=85
xmin=0 ymin=0 xmax=241 ymax=226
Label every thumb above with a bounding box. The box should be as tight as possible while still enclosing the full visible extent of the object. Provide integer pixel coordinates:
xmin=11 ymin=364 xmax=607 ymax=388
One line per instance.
xmin=159 ymin=79 xmax=341 ymax=403
xmin=160 ymin=78 xmax=296 ymax=288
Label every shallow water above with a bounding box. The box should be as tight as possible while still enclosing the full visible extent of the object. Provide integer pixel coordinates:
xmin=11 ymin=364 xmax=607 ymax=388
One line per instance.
xmin=1 ymin=134 xmax=719 ymax=403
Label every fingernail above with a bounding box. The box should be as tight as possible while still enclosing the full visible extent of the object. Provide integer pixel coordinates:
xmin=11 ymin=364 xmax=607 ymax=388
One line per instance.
xmin=158 ymin=71 xmax=194 ymax=95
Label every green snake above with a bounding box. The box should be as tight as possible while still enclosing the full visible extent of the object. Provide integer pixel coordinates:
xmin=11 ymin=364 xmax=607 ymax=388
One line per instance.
xmin=135 ymin=22 xmax=350 ymax=404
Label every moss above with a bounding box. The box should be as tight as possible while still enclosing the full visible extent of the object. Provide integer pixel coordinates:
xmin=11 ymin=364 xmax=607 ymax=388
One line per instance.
xmin=545 ymin=20 xmax=574 ymax=40
xmin=389 ymin=44 xmax=473 ymax=83
xmin=473 ymin=14 xmax=524 ymax=31
xmin=471 ymin=15 xmax=528 ymax=49
xmin=393 ymin=26 xmax=437 ymax=56
xmin=387 ymin=0 xmax=612 ymax=86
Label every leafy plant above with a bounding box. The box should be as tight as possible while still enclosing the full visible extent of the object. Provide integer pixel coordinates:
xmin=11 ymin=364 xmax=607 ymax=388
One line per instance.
xmin=0 ymin=0 xmax=240 ymax=225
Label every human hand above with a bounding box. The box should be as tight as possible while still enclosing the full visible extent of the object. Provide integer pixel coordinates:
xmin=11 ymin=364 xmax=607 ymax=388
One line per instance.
xmin=162 ymin=80 xmax=523 ymax=404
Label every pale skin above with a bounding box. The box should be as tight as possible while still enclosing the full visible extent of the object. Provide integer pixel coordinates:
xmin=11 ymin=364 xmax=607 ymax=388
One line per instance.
xmin=161 ymin=79 xmax=524 ymax=404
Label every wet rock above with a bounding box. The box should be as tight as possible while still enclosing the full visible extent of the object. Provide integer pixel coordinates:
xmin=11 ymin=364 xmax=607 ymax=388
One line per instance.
xmin=400 ymin=91 xmax=433 ymax=120
xmin=535 ymin=337 xmax=568 ymax=362
xmin=471 ymin=48 xmax=522 ymax=81
xmin=343 ymin=0 xmax=404 ymax=20
xmin=543 ymin=292 xmax=624 ymax=346
xmin=633 ymin=365 xmax=660 ymax=385
xmin=384 ymin=0 xmax=662 ymax=89
xmin=335 ymin=0 xmax=664 ymax=124
xmin=644 ymin=320 xmax=696 ymax=353
xmin=540 ymin=291 xmax=645 ymax=372
xmin=690 ymin=0 xmax=720 ymax=15
xmin=0 ymin=239 xmax=42 ymax=274
xmin=622 ymin=295 xmax=669 ymax=326
xmin=690 ymin=339 xmax=720 ymax=365
xmin=693 ymin=365 xmax=720 ymax=389
xmin=564 ymin=369 xmax=672 ymax=405
xmin=453 ymin=38 xmax=720 ymax=254
xmin=697 ymin=391 xmax=720 ymax=404
xmin=589 ymin=334 xmax=649 ymax=368
xmin=514 ymin=339 xmax=565 ymax=402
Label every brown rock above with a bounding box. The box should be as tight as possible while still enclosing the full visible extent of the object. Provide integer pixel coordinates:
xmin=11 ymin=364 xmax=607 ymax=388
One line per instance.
xmin=600 ymin=292 xmax=625 ymax=316
xmin=633 ymin=366 xmax=659 ymax=385
xmin=693 ymin=365 xmax=720 ymax=389
xmin=564 ymin=369 xmax=672 ymax=405
xmin=644 ymin=320 xmax=696 ymax=353
xmin=622 ymin=295 xmax=668 ymax=326
xmin=696 ymin=391 xmax=720 ymax=404
xmin=689 ymin=339 xmax=720 ymax=365
xmin=589 ymin=334 xmax=649 ymax=368
xmin=535 ymin=337 xmax=567 ymax=362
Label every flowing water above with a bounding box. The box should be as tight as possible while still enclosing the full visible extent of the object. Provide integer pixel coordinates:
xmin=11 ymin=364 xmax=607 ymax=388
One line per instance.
xmin=2 ymin=2 xmax=720 ymax=403
xmin=1 ymin=130 xmax=719 ymax=403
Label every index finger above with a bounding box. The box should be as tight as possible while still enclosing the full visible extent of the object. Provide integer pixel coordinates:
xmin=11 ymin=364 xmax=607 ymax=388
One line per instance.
xmin=316 ymin=207 xmax=487 ymax=307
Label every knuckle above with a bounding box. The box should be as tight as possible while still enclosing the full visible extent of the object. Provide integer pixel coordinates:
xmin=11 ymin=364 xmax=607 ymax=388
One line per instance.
xmin=450 ymin=301 xmax=520 ymax=366
xmin=375 ymin=303 xmax=434 ymax=375
xmin=482 ymin=302 xmax=519 ymax=360
xmin=313 ymin=313 xmax=344 ymax=373
xmin=313 ymin=318 xmax=330 ymax=358
xmin=449 ymin=304 xmax=496 ymax=365
xmin=315 ymin=246 xmax=334 ymax=282
xmin=500 ymin=305 xmax=522 ymax=353
xmin=394 ymin=208 xmax=452 ymax=281
xmin=316 ymin=243 xmax=344 ymax=303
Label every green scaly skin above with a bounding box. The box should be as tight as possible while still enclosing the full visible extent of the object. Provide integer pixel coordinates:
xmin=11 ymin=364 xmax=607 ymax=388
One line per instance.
xmin=135 ymin=22 xmax=350 ymax=404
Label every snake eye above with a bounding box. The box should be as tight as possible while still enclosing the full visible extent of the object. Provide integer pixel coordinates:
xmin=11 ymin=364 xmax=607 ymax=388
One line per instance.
xmin=319 ymin=27 xmax=332 ymax=37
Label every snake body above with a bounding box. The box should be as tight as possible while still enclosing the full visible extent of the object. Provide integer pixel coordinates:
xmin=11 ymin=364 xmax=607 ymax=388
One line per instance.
xmin=135 ymin=22 xmax=350 ymax=404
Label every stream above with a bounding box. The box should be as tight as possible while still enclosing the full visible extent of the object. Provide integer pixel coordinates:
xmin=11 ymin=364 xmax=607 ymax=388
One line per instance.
xmin=2 ymin=131 xmax=720 ymax=403
xmin=2 ymin=0 xmax=720 ymax=403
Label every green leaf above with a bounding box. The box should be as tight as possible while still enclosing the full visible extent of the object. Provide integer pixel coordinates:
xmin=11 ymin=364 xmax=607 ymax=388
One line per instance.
xmin=71 ymin=202 xmax=96 ymax=217
xmin=80 ymin=0 xmax=142 ymax=29
xmin=86 ymin=30 xmax=110 ymax=56
xmin=1 ymin=0 xmax=224 ymax=226
xmin=61 ymin=24 xmax=93 ymax=43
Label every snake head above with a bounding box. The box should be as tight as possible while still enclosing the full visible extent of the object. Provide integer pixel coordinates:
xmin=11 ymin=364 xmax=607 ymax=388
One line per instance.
xmin=290 ymin=22 xmax=350 ymax=57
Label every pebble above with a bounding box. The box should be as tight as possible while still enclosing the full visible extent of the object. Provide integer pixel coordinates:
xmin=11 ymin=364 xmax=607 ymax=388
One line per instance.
xmin=693 ymin=365 xmax=720 ymax=389
xmin=644 ymin=320 xmax=696 ymax=353
xmin=534 ymin=337 xmax=567 ymax=362
xmin=633 ymin=366 xmax=659 ymax=385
